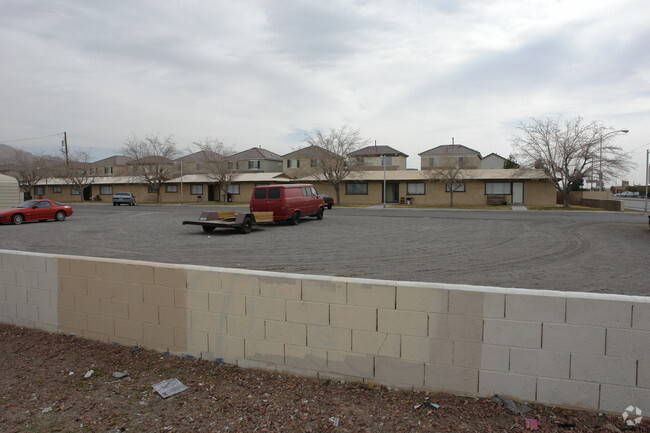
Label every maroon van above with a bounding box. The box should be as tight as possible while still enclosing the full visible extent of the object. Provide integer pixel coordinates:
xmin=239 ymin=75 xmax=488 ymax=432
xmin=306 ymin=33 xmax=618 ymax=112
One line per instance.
xmin=250 ymin=184 xmax=324 ymax=225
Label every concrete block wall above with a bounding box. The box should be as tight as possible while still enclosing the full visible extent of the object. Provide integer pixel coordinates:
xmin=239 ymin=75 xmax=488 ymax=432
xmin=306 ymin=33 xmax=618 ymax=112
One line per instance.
xmin=1 ymin=249 xmax=649 ymax=414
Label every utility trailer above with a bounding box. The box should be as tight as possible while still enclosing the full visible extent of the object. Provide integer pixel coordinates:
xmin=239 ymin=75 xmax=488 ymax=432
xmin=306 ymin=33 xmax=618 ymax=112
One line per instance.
xmin=182 ymin=210 xmax=273 ymax=234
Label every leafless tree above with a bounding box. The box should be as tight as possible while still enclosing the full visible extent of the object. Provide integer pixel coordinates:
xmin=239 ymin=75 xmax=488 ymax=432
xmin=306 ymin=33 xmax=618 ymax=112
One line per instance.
xmin=426 ymin=161 xmax=466 ymax=207
xmin=61 ymin=151 xmax=95 ymax=202
xmin=303 ymin=125 xmax=369 ymax=204
xmin=122 ymin=134 xmax=179 ymax=202
xmin=192 ymin=138 xmax=237 ymax=201
xmin=512 ymin=117 xmax=632 ymax=207
xmin=3 ymin=150 xmax=55 ymax=199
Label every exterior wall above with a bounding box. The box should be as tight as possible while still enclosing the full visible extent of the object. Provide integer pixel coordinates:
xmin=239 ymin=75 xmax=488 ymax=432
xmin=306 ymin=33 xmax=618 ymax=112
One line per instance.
xmin=0 ymin=174 xmax=21 ymax=208
xmin=480 ymin=155 xmax=507 ymax=170
xmin=353 ymin=156 xmax=407 ymax=170
xmin=421 ymin=155 xmax=481 ymax=170
xmin=1 ymin=249 xmax=648 ymax=413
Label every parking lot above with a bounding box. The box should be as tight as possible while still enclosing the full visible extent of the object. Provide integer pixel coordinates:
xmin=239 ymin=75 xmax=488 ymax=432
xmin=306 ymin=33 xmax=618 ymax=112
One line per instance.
xmin=0 ymin=204 xmax=648 ymax=296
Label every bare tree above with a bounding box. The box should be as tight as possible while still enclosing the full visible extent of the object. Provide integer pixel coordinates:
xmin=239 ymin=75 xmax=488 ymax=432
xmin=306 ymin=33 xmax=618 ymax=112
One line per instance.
xmin=512 ymin=117 xmax=632 ymax=207
xmin=3 ymin=150 xmax=55 ymax=199
xmin=192 ymin=138 xmax=237 ymax=201
xmin=303 ymin=125 xmax=369 ymax=203
xmin=62 ymin=151 xmax=95 ymax=202
xmin=122 ymin=134 xmax=179 ymax=202
xmin=426 ymin=161 xmax=466 ymax=207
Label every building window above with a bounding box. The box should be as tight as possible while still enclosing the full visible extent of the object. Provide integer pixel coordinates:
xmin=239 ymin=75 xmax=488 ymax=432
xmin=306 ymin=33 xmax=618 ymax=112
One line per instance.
xmin=407 ymin=183 xmax=425 ymax=195
xmin=104 ymin=167 xmax=113 ymax=175
xmin=34 ymin=186 xmax=45 ymax=195
xmin=71 ymin=187 xmax=80 ymax=195
xmin=382 ymin=156 xmax=392 ymax=166
xmin=428 ymin=157 xmax=436 ymax=167
xmin=485 ymin=182 xmax=511 ymax=195
xmin=248 ymin=160 xmax=260 ymax=170
xmin=52 ymin=186 xmax=62 ymax=194
xmin=227 ymin=184 xmax=240 ymax=194
xmin=190 ymin=184 xmax=203 ymax=195
xmin=147 ymin=185 xmax=159 ymax=193
xmin=345 ymin=182 xmax=368 ymax=195
xmin=445 ymin=183 xmax=466 ymax=192
xmin=99 ymin=186 xmax=113 ymax=195
xmin=166 ymin=184 xmax=178 ymax=193
xmin=458 ymin=157 xmax=465 ymax=168
xmin=287 ymin=159 xmax=300 ymax=168
xmin=356 ymin=157 xmax=364 ymax=165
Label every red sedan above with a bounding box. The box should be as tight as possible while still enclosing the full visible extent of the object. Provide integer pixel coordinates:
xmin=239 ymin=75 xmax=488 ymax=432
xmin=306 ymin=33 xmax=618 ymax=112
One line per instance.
xmin=0 ymin=199 xmax=73 ymax=225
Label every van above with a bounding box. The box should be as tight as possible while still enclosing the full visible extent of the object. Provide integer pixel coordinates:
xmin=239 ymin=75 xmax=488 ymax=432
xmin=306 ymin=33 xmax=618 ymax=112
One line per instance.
xmin=250 ymin=184 xmax=324 ymax=224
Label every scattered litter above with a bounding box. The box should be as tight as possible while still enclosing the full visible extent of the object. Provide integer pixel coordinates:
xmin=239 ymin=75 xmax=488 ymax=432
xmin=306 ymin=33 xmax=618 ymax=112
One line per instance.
xmin=68 ymin=371 xmax=74 ymax=376
xmin=602 ymin=423 xmax=623 ymax=433
xmin=214 ymin=358 xmax=224 ymax=366
xmin=414 ymin=401 xmax=440 ymax=410
xmin=41 ymin=407 xmax=53 ymax=413
xmin=112 ymin=372 xmax=128 ymax=379
xmin=525 ymin=419 xmax=539 ymax=430
xmin=492 ymin=394 xmax=533 ymax=415
xmin=152 ymin=379 xmax=188 ymax=398
xmin=84 ymin=370 xmax=94 ymax=378
xmin=329 ymin=416 xmax=340 ymax=427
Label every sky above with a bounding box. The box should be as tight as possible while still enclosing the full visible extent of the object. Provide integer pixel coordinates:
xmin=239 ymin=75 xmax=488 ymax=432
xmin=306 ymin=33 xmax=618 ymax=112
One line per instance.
xmin=1 ymin=0 xmax=649 ymax=185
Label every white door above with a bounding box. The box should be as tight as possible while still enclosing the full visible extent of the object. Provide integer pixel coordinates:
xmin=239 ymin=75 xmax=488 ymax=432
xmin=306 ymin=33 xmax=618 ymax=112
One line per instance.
xmin=512 ymin=182 xmax=524 ymax=204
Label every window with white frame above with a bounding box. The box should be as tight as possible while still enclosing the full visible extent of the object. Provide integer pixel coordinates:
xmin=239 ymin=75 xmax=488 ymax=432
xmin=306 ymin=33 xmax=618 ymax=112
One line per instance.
xmin=428 ymin=157 xmax=436 ymax=167
xmin=34 ymin=186 xmax=45 ymax=195
xmin=99 ymin=186 xmax=112 ymax=195
xmin=52 ymin=186 xmax=62 ymax=194
xmin=345 ymin=182 xmax=368 ymax=195
xmin=407 ymin=182 xmax=425 ymax=195
xmin=104 ymin=167 xmax=113 ymax=175
xmin=248 ymin=160 xmax=260 ymax=170
xmin=147 ymin=185 xmax=158 ymax=193
xmin=485 ymin=182 xmax=511 ymax=195
xmin=287 ymin=159 xmax=300 ymax=168
xmin=166 ymin=184 xmax=178 ymax=193
xmin=445 ymin=183 xmax=466 ymax=192
xmin=227 ymin=184 xmax=240 ymax=194
xmin=71 ymin=187 xmax=80 ymax=195
xmin=190 ymin=184 xmax=203 ymax=195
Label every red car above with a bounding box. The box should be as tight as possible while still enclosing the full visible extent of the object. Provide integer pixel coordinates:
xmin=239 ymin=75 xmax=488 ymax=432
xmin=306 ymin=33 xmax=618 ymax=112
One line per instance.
xmin=0 ymin=199 xmax=73 ymax=225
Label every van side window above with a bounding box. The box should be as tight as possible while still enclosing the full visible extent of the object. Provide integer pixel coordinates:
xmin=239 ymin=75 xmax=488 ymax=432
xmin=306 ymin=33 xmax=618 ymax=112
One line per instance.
xmin=268 ymin=188 xmax=281 ymax=199
xmin=310 ymin=187 xmax=317 ymax=195
xmin=302 ymin=187 xmax=310 ymax=196
xmin=254 ymin=189 xmax=267 ymax=199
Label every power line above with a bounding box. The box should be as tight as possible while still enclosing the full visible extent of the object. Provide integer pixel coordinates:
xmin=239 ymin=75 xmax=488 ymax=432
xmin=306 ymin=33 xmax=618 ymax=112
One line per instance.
xmin=0 ymin=133 xmax=64 ymax=143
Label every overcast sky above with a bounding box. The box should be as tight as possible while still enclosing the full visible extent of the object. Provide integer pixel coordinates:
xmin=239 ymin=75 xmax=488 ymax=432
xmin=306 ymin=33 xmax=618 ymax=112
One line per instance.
xmin=1 ymin=0 xmax=649 ymax=184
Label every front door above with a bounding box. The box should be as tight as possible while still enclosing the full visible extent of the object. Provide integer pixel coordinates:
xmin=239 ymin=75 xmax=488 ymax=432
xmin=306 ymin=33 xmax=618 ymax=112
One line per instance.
xmin=208 ymin=184 xmax=220 ymax=201
xmin=512 ymin=182 xmax=524 ymax=204
xmin=383 ymin=182 xmax=399 ymax=203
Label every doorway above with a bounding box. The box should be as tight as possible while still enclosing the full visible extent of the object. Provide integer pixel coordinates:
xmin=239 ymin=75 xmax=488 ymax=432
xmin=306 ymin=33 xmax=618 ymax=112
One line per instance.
xmin=382 ymin=182 xmax=399 ymax=203
xmin=512 ymin=182 xmax=524 ymax=204
xmin=208 ymin=184 xmax=220 ymax=202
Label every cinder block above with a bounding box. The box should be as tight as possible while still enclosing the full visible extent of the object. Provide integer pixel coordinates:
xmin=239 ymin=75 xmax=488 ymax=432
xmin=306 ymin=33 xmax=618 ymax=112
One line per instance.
xmin=174 ymin=288 xmax=187 ymax=308
xmin=24 ymin=255 xmax=47 ymax=272
xmin=353 ymin=330 xmax=400 ymax=358
xmin=286 ymin=300 xmax=329 ymax=325
xmin=143 ymin=285 xmax=175 ymax=306
xmin=191 ymin=310 xmax=227 ymax=334
xmin=114 ymin=318 xmax=143 ymax=341
xmin=378 ymin=309 xmax=427 ymax=337
xmin=68 ymin=259 xmax=96 ymax=278
xmin=208 ymin=334 xmax=245 ymax=360
xmin=308 ymin=325 xmax=351 ymax=351
xmin=571 ymin=353 xmax=636 ymax=386
xmin=327 ymin=350 xmax=373 ymax=378
xmin=0 ymin=269 xmax=16 ymax=286
xmin=331 ymin=304 xmax=376 ymax=332
xmin=185 ymin=329 xmax=209 ymax=353
xmin=347 ymin=282 xmax=395 ymax=309
xmin=402 ymin=336 xmax=452 ymax=364
xmin=245 ymin=338 xmax=284 ymax=364
xmin=246 ymin=296 xmax=285 ymax=321
xmin=129 ymin=302 xmax=159 ymax=324
xmin=37 ymin=273 xmax=58 ymax=292
xmin=16 ymin=270 xmax=39 ymax=289
xmin=478 ymin=370 xmax=536 ymax=401
xmin=187 ymin=269 xmax=221 ymax=292
xmin=27 ymin=288 xmax=50 ymax=307
xmin=186 ymin=290 xmax=209 ymax=311
xmin=14 ymin=317 xmax=35 ymax=328
xmin=87 ymin=315 xmax=114 ymax=336
xmin=449 ymin=290 xmax=504 ymax=318
xmin=302 ymin=279 xmax=346 ymax=304
xmin=95 ymin=262 xmax=126 ymax=282
xmin=285 ymin=344 xmax=327 ymax=371
xmin=37 ymin=306 xmax=58 ymax=326
xmin=153 ymin=267 xmax=187 ymax=288
xmin=57 ymin=292 xmax=75 ymax=311
xmin=638 ymin=360 xmax=650 ymax=389
xmin=158 ymin=306 xmax=188 ymax=329
xmin=227 ymin=315 xmax=265 ymax=339
xmin=17 ymin=303 xmax=38 ymax=321
xmin=209 ymin=292 xmax=245 ymax=316
xmin=44 ymin=257 xmax=57 ymax=275
xmin=480 ymin=344 xmax=510 ymax=372
xmin=567 ymin=298 xmax=632 ymax=328
xmin=100 ymin=299 xmax=129 ymax=319
xmin=59 ymin=310 xmax=87 ymax=332
xmin=0 ymin=284 xmax=5 ymax=301
xmin=543 ymin=323 xmax=606 ymax=355
xmin=452 ymin=341 xmax=482 ymax=368
xmin=396 ymin=286 xmax=447 ymax=313
xmin=260 ymin=275 xmax=301 ymax=299
xmin=425 ymin=364 xmax=478 ymax=394
xmin=510 ymin=348 xmax=570 ymax=379
xmin=600 ymin=384 xmax=650 ymax=413
xmin=221 ymin=272 xmax=260 ymax=295
xmin=124 ymin=264 xmax=154 ymax=285
xmin=59 ymin=275 xmax=87 ymax=295
xmin=143 ymin=323 xmax=175 ymax=348
xmin=108 ymin=335 xmax=139 ymax=347
xmin=113 ymin=282 xmax=143 ymax=303
xmin=632 ymin=303 xmax=650 ymax=330
xmin=606 ymin=328 xmax=650 ymax=358
xmin=82 ymin=331 xmax=109 ymax=343
xmin=0 ymin=301 xmax=17 ymax=320
xmin=537 ymin=377 xmax=599 ymax=409
xmin=429 ymin=313 xmax=483 ymax=342
xmin=0 ymin=252 xmax=24 ymax=270
xmin=375 ymin=357 xmax=424 ymax=387
xmin=505 ymin=294 xmax=565 ymax=323
xmin=483 ymin=319 xmax=541 ymax=349
xmin=74 ymin=295 xmax=102 ymax=315
xmin=86 ymin=279 xmax=115 ymax=299
xmin=266 ymin=320 xmax=307 ymax=346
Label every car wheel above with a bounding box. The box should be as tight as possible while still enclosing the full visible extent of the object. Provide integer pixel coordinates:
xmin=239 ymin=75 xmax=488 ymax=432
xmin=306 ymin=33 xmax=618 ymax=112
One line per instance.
xmin=113 ymin=202 xmax=116 ymax=206
xmin=55 ymin=211 xmax=66 ymax=221
xmin=12 ymin=214 xmax=23 ymax=225
xmin=287 ymin=211 xmax=300 ymax=225
xmin=202 ymin=225 xmax=216 ymax=233
xmin=239 ymin=216 xmax=253 ymax=234
xmin=327 ymin=204 xmax=333 ymax=210
xmin=316 ymin=208 xmax=324 ymax=220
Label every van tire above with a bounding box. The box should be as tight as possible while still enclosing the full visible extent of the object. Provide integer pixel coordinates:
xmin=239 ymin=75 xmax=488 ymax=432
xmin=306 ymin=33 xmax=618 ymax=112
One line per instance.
xmin=239 ymin=217 xmax=253 ymax=234
xmin=316 ymin=208 xmax=324 ymax=220
xmin=288 ymin=212 xmax=300 ymax=225
xmin=202 ymin=225 xmax=216 ymax=233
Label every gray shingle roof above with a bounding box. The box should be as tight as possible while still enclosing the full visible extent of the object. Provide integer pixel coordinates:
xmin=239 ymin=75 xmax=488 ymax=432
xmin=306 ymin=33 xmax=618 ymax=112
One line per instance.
xmin=283 ymin=145 xmax=338 ymax=158
xmin=418 ymin=145 xmax=481 ymax=157
xmin=231 ymin=147 xmax=282 ymax=161
xmin=349 ymin=145 xmax=408 ymax=157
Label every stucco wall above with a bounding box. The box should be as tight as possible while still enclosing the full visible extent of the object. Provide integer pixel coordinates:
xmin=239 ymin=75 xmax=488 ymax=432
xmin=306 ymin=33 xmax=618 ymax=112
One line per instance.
xmin=1 ymin=249 xmax=648 ymax=413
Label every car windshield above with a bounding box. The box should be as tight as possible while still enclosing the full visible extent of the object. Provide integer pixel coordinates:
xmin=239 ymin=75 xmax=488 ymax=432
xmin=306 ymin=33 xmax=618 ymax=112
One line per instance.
xmin=16 ymin=200 xmax=38 ymax=208
xmin=115 ymin=193 xmax=130 ymax=196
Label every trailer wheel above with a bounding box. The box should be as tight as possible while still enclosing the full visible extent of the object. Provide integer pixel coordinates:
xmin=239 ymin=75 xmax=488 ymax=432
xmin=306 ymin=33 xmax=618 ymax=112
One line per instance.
xmin=287 ymin=211 xmax=300 ymax=225
xmin=202 ymin=225 xmax=216 ymax=233
xmin=316 ymin=207 xmax=324 ymax=220
xmin=239 ymin=216 xmax=253 ymax=234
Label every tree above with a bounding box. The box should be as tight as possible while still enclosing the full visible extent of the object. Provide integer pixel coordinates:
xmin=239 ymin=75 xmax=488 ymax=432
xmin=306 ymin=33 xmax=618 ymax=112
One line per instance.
xmin=3 ymin=150 xmax=55 ymax=199
xmin=512 ymin=116 xmax=633 ymax=207
xmin=503 ymin=154 xmax=520 ymax=169
xmin=192 ymin=138 xmax=237 ymax=201
xmin=62 ymin=151 xmax=95 ymax=202
xmin=426 ymin=161 xmax=466 ymax=207
xmin=122 ymin=134 xmax=179 ymax=202
xmin=303 ymin=125 xmax=369 ymax=204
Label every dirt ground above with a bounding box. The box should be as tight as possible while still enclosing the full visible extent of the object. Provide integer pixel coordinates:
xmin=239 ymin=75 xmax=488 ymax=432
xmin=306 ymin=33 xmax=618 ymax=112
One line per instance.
xmin=1 ymin=324 xmax=647 ymax=433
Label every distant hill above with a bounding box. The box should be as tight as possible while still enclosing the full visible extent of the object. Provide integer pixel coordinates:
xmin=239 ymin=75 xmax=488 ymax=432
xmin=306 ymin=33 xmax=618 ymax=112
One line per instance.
xmin=0 ymin=143 xmax=33 ymax=161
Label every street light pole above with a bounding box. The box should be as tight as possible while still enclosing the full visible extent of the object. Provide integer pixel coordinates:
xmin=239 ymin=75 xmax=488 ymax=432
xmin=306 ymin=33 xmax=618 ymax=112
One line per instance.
xmin=599 ymin=129 xmax=629 ymax=191
xmin=645 ymin=149 xmax=649 ymax=212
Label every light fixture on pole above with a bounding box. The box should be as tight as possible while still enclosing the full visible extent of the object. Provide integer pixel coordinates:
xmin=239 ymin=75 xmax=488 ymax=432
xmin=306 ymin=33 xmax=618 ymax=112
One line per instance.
xmin=599 ymin=129 xmax=629 ymax=191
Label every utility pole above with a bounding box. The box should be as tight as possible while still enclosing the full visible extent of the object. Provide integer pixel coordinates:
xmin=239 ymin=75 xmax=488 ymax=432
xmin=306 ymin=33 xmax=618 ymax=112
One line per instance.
xmin=645 ymin=149 xmax=649 ymax=212
xmin=63 ymin=131 xmax=69 ymax=168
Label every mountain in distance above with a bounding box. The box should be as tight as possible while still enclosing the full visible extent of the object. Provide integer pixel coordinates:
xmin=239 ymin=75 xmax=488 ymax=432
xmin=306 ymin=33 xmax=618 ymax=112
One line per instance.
xmin=0 ymin=143 xmax=34 ymax=161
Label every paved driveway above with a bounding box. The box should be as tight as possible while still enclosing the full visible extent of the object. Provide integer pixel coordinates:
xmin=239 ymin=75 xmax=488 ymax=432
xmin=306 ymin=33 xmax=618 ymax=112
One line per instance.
xmin=1 ymin=204 xmax=648 ymax=296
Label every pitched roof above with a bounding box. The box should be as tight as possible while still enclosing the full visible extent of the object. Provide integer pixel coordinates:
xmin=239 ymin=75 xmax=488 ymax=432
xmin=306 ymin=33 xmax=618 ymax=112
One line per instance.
xmin=294 ymin=168 xmax=550 ymax=182
xmin=481 ymin=153 xmax=507 ymax=161
xmin=128 ymin=156 xmax=175 ymax=165
xmin=175 ymin=150 xmax=223 ymax=162
xmin=91 ymin=155 xmax=131 ymax=166
xmin=419 ymin=145 xmax=481 ymax=157
xmin=231 ymin=147 xmax=283 ymax=161
xmin=283 ymin=145 xmax=338 ymax=158
xmin=349 ymin=145 xmax=408 ymax=157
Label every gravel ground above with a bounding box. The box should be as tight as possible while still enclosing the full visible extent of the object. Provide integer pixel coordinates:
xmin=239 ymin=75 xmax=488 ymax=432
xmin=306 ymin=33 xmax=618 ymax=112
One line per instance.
xmin=2 ymin=324 xmax=647 ymax=433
